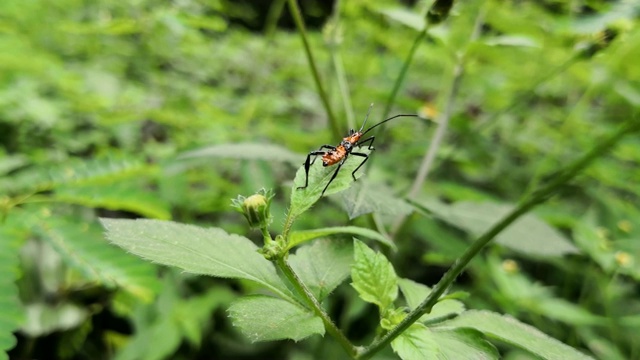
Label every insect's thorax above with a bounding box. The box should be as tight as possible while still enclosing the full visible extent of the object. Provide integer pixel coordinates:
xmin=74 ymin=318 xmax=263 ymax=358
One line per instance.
xmin=321 ymin=131 xmax=362 ymax=167
xmin=344 ymin=132 xmax=362 ymax=146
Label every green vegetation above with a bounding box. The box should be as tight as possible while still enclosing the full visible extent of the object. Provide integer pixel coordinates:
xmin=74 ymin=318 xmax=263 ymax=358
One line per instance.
xmin=1 ymin=0 xmax=639 ymax=359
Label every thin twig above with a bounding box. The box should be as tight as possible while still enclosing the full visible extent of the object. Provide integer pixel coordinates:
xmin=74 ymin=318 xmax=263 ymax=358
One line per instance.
xmin=276 ymin=257 xmax=359 ymax=357
xmin=381 ymin=29 xmax=429 ymax=121
xmin=287 ymin=0 xmax=340 ymax=138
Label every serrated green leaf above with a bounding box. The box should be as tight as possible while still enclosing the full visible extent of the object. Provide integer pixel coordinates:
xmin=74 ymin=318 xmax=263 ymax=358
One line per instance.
xmin=0 ymin=216 xmax=27 ymax=359
xmin=100 ymin=218 xmax=295 ymax=302
xmin=287 ymin=225 xmax=395 ymax=251
xmin=398 ymin=278 xmax=465 ymax=323
xmin=53 ymin=184 xmax=171 ymax=220
xmin=179 ymin=142 xmax=303 ymax=166
xmin=431 ymin=328 xmax=499 ymax=359
xmin=391 ymin=324 xmax=439 ymax=360
xmin=289 ymin=149 xmax=371 ymax=220
xmin=227 ymin=295 xmax=324 ymax=342
xmin=339 ymin=180 xmax=413 ymax=220
xmin=288 ymin=239 xmax=353 ymax=300
xmin=40 ymin=217 xmax=161 ymax=302
xmin=351 ymin=239 xmax=398 ymax=311
xmin=393 ymin=325 xmax=499 ymax=360
xmin=421 ymin=201 xmax=580 ymax=257
xmin=436 ymin=310 xmax=594 ymax=360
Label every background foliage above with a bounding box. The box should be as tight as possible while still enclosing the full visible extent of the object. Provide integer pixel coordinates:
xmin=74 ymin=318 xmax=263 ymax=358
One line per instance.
xmin=1 ymin=0 xmax=639 ymax=359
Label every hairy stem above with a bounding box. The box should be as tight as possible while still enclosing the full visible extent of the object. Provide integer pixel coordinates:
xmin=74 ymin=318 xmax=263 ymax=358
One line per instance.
xmin=276 ymin=257 xmax=359 ymax=357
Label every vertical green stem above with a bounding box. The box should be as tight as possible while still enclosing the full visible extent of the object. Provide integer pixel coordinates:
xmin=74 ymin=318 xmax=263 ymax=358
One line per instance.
xmin=406 ymin=59 xmax=464 ymax=198
xmin=327 ymin=0 xmax=355 ymax=129
xmin=287 ymin=0 xmax=340 ymax=138
xmin=381 ymin=29 xmax=428 ymax=121
xmin=390 ymin=9 xmax=485 ymax=236
xmin=260 ymin=226 xmax=273 ymax=245
xmin=357 ymin=118 xmax=640 ymax=359
xmin=264 ymin=0 xmax=286 ymax=37
xmin=332 ymin=52 xmax=355 ymax=129
xmin=276 ymin=257 xmax=358 ymax=357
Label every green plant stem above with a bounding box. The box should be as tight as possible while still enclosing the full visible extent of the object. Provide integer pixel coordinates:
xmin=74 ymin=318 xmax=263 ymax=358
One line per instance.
xmin=260 ymin=226 xmax=273 ymax=245
xmin=287 ymin=0 xmax=340 ymax=138
xmin=332 ymin=51 xmax=354 ymax=129
xmin=327 ymin=0 xmax=355 ymax=129
xmin=282 ymin=211 xmax=295 ymax=243
xmin=357 ymin=118 xmax=640 ymax=360
xmin=276 ymin=257 xmax=359 ymax=357
xmin=381 ymin=28 xmax=428 ymax=121
xmin=264 ymin=0 xmax=286 ymax=37
xmin=390 ymin=10 xmax=484 ymax=237
xmin=407 ymin=59 xmax=463 ymax=198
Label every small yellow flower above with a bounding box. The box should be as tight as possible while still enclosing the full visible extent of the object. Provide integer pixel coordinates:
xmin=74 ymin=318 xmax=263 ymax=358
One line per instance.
xmin=502 ymin=259 xmax=519 ymax=273
xmin=614 ymin=251 xmax=633 ymax=268
xmin=617 ymin=220 xmax=632 ymax=233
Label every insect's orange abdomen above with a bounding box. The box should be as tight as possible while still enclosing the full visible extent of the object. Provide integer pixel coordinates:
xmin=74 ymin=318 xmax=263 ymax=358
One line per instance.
xmin=322 ymin=146 xmax=347 ymax=166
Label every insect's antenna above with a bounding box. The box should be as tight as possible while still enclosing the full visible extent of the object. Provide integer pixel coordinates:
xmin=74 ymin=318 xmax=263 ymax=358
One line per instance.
xmin=358 ymin=103 xmax=375 ymax=132
xmin=361 ymin=114 xmax=420 ymax=137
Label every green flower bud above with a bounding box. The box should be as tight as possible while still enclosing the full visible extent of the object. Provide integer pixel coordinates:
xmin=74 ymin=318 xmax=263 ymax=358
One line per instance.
xmin=427 ymin=0 xmax=454 ymax=25
xmin=576 ymin=28 xmax=618 ymax=59
xmin=231 ymin=189 xmax=274 ymax=229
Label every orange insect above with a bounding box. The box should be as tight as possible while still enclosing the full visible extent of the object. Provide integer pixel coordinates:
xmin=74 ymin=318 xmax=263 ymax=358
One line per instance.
xmin=297 ymin=106 xmax=418 ymax=196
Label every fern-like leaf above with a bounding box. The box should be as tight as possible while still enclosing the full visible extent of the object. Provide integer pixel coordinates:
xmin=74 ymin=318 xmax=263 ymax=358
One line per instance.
xmin=0 ymin=215 xmax=28 ymax=360
xmin=37 ymin=215 xmax=160 ymax=302
xmin=0 ymin=156 xmax=153 ymax=196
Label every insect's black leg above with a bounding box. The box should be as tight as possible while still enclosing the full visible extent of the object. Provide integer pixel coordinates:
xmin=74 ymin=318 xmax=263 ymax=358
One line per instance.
xmin=310 ymin=145 xmax=336 ymax=165
xmin=321 ymin=158 xmax=346 ymax=197
xmin=350 ymin=152 xmax=369 ymax=181
xmin=297 ymin=151 xmax=326 ymax=190
xmin=356 ymin=136 xmax=376 ymax=150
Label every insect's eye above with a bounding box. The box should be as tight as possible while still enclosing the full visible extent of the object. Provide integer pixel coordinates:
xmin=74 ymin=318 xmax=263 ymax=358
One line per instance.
xmin=349 ymin=129 xmax=354 ymax=135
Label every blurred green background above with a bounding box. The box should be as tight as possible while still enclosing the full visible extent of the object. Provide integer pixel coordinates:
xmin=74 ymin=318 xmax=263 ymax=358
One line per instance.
xmin=1 ymin=0 xmax=639 ymax=359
